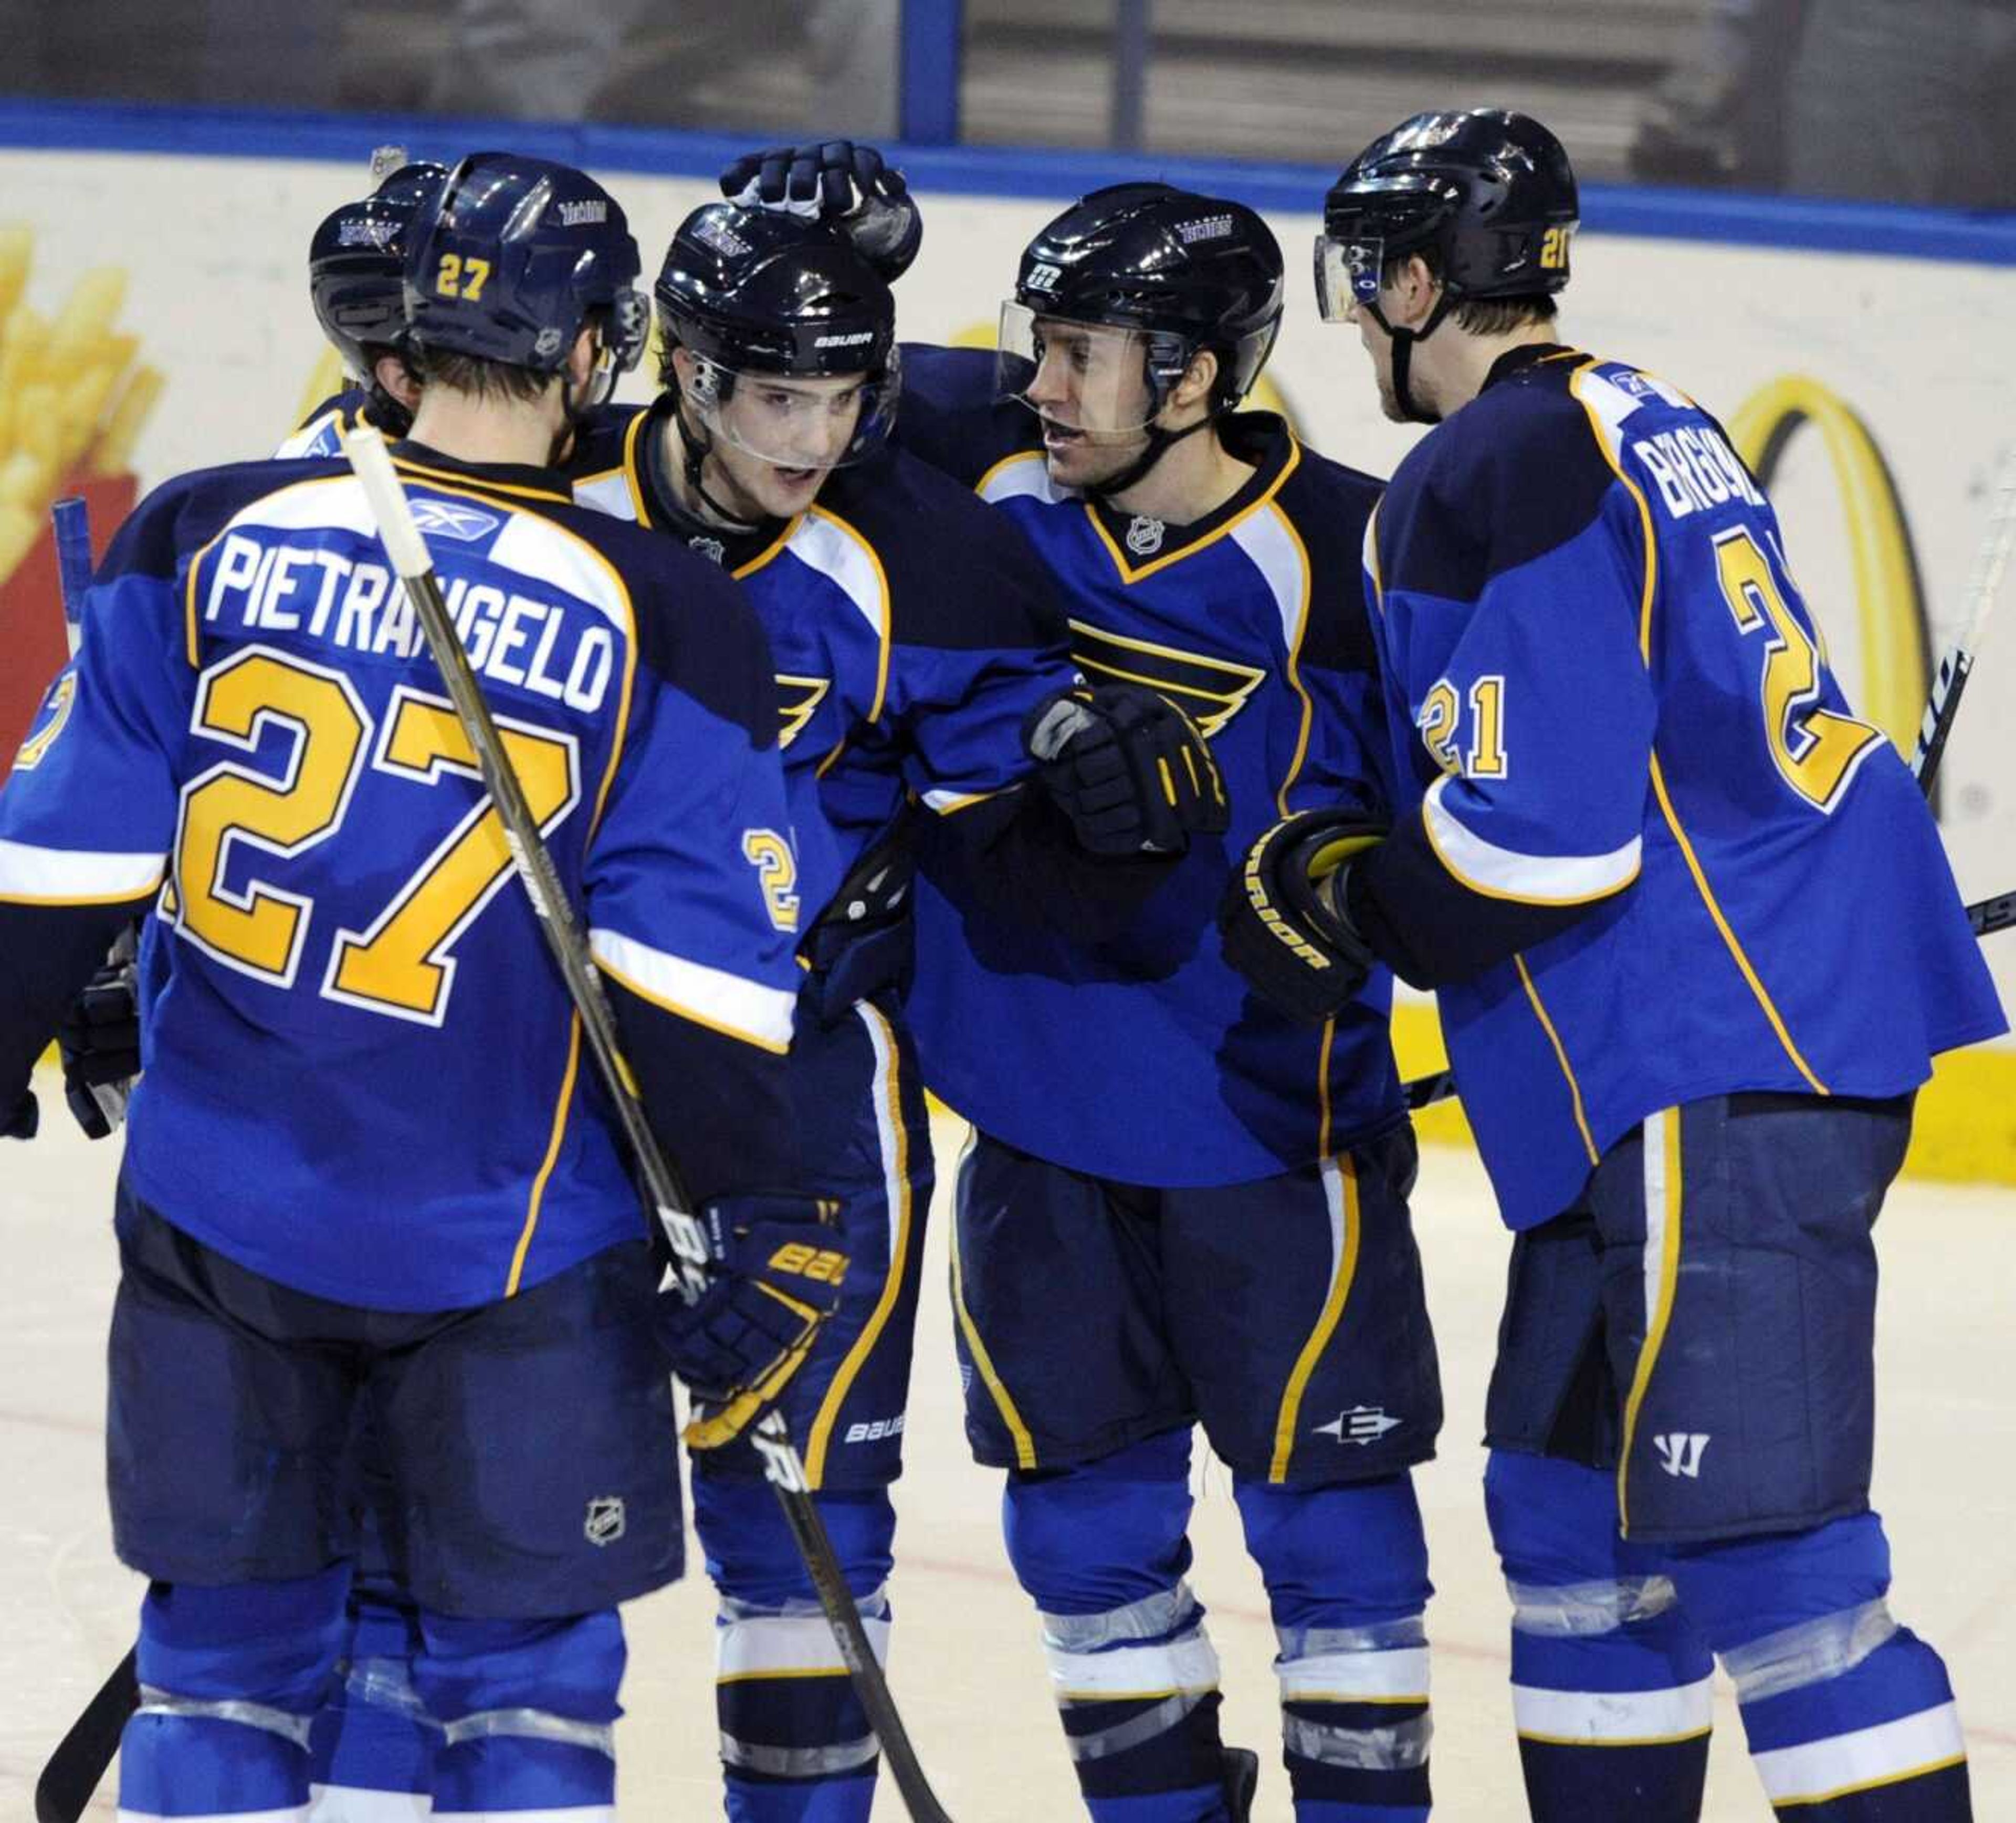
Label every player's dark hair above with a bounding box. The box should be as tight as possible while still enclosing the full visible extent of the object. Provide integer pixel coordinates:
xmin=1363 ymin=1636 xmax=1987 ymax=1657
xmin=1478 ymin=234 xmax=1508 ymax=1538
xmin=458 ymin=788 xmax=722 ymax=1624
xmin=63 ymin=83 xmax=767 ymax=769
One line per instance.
xmin=1379 ymin=245 xmax=1558 ymax=334
xmin=407 ymin=347 xmax=557 ymax=405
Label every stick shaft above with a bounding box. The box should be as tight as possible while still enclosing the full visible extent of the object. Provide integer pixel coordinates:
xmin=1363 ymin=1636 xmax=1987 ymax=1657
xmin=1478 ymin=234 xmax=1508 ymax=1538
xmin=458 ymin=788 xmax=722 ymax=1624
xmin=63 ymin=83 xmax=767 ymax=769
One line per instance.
xmin=347 ymin=425 xmax=953 ymax=1821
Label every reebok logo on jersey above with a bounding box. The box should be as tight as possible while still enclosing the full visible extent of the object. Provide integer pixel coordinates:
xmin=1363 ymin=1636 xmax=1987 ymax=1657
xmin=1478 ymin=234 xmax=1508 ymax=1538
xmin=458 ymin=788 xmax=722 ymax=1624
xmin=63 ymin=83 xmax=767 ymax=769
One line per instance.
xmin=1066 ymin=619 xmax=1264 ymax=736
xmin=410 ymin=497 xmax=502 ymax=543
xmin=1314 ymin=1406 xmax=1403 ymax=1445
xmin=1651 ymin=1433 xmax=1710 ymax=1478
xmin=584 ymin=1495 xmax=626 ymax=1545
xmin=558 ymin=200 xmax=608 ymax=226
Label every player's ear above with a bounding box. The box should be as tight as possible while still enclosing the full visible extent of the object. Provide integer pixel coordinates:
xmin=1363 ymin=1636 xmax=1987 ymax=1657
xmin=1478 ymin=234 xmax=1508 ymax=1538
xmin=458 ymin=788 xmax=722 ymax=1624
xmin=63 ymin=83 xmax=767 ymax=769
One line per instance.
xmin=1387 ymin=255 xmax=1441 ymax=331
xmin=566 ymin=327 xmax=602 ymax=391
xmin=373 ymin=352 xmax=422 ymax=413
xmin=1169 ymin=347 xmax=1221 ymax=417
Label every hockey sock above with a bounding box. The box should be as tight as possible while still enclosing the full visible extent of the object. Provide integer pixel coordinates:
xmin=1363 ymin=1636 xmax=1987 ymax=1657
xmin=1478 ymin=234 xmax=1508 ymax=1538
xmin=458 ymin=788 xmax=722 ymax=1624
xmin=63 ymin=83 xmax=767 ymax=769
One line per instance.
xmin=119 ymin=1568 xmax=351 ymax=1822
xmin=1668 ymin=1513 xmax=1971 ymax=1819
xmin=1006 ymin=1430 xmax=1237 ymax=1823
xmin=307 ymin=1579 xmax=439 ymax=1817
xmin=414 ymin=1609 xmax=623 ymax=1820
xmin=1485 ymin=1451 xmax=1713 ymax=1823
xmin=1233 ymin=1472 xmax=1433 ymax=1822
xmin=694 ymin=1478 xmax=896 ymax=1823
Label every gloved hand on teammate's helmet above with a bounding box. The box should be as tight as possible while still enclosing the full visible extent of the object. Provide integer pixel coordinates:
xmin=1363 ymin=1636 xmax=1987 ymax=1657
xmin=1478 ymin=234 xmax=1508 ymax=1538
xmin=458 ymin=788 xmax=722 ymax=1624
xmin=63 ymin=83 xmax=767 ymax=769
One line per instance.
xmin=60 ymin=937 xmax=141 ymax=1140
xmin=2 ymin=1090 xmax=36 ymax=1140
xmin=657 ymin=1192 xmax=849 ymax=1451
xmin=1217 ymin=808 xmax=1387 ymax=1023
xmin=1026 ymin=682 xmax=1229 ymax=857
xmin=718 ymin=140 xmax=922 ymax=281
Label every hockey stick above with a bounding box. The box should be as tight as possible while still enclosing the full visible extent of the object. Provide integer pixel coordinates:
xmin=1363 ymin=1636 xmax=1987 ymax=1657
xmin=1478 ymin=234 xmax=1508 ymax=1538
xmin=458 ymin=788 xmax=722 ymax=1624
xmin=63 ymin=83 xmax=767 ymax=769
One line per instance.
xmin=32 ymin=498 xmax=142 ymax=1823
xmin=1913 ymin=439 xmax=2016 ymax=799
xmin=345 ymin=426 xmax=956 ymax=1823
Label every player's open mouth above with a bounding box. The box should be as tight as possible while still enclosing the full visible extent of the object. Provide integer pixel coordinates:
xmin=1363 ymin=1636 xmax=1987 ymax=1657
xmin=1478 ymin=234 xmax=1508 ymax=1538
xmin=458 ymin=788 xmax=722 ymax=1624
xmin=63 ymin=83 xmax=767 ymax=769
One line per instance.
xmin=1040 ymin=420 xmax=1085 ymax=449
xmin=772 ymin=466 xmax=820 ymax=485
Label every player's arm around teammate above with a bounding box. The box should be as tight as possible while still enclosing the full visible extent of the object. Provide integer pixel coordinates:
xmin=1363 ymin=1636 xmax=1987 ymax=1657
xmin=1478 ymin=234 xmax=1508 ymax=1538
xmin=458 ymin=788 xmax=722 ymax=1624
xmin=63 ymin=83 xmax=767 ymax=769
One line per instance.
xmin=558 ymin=189 xmax=1228 ymax=1823
xmin=733 ymin=151 xmax=1444 ymax=1823
xmin=1 ymin=151 xmax=828 ymax=1823
xmin=1224 ymin=110 xmax=2006 ymax=1823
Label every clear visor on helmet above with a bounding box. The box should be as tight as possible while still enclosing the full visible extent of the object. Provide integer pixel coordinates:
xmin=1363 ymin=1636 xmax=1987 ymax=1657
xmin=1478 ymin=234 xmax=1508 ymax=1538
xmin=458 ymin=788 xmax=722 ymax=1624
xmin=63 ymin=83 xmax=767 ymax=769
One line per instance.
xmin=685 ymin=350 xmax=900 ymax=471
xmin=1313 ymin=232 xmax=1385 ymax=323
xmin=994 ymin=302 xmax=1166 ymax=436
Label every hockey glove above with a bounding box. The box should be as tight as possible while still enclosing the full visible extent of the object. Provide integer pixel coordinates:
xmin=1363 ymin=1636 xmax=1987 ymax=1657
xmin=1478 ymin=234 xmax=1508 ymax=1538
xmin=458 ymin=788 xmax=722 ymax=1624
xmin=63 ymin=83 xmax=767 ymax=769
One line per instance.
xmin=59 ymin=930 xmax=140 ymax=1140
xmin=1026 ymin=683 xmax=1230 ymax=857
xmin=657 ymin=1193 xmax=849 ymax=1452
xmin=719 ymin=140 xmax=922 ymax=281
xmin=1217 ymin=809 xmax=1384 ymax=1023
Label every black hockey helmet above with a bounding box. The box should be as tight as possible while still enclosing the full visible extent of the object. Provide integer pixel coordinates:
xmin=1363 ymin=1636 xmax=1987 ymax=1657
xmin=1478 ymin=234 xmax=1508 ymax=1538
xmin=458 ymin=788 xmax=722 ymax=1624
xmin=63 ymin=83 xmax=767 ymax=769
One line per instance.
xmin=403 ymin=152 xmax=648 ymax=393
xmin=655 ymin=203 xmax=898 ymax=381
xmin=653 ymin=203 xmax=900 ymax=479
xmin=1002 ymin=181 xmax=1284 ymax=421
xmin=309 ymin=160 xmax=448 ymax=381
xmin=1317 ymin=109 xmax=1578 ymax=320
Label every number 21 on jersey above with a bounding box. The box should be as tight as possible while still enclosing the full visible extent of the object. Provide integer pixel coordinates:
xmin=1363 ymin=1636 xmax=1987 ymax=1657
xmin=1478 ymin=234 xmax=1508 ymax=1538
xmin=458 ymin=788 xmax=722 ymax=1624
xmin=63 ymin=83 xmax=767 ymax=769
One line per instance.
xmin=1712 ymin=525 xmax=1882 ymax=812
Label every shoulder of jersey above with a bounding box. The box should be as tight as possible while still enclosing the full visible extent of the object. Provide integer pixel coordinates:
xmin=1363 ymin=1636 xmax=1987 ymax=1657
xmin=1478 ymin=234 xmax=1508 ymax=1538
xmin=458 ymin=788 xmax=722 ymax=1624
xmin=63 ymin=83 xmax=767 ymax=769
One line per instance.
xmin=817 ymin=442 xmax=1060 ymax=649
xmin=895 ymin=341 xmax=1030 ymax=487
xmin=102 ymin=456 xmax=350 ymax=582
xmin=563 ymin=400 xmax=648 ymax=484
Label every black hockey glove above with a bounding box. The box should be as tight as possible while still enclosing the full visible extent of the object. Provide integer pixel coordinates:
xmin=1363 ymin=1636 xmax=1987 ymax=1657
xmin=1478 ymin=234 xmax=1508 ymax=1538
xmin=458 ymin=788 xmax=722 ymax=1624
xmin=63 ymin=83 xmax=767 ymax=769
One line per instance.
xmin=59 ymin=930 xmax=141 ymax=1140
xmin=1217 ymin=809 xmax=1385 ymax=1023
xmin=657 ymin=1193 xmax=849 ymax=1451
xmin=1026 ymin=683 xmax=1230 ymax=857
xmin=2 ymin=1091 xmax=36 ymax=1140
xmin=718 ymin=140 xmax=923 ymax=281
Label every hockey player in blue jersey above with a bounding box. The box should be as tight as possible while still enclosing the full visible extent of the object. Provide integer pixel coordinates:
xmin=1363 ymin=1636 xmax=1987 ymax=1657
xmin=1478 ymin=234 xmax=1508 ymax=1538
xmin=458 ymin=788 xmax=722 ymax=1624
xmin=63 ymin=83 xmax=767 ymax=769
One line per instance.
xmin=279 ymin=156 xmax=448 ymax=459
xmin=1222 ymin=109 xmax=2007 ymax=1822
xmin=727 ymin=147 xmax=1443 ymax=1823
xmin=0 ymin=150 xmax=842 ymax=1820
xmin=563 ymin=196 xmax=1226 ymax=1823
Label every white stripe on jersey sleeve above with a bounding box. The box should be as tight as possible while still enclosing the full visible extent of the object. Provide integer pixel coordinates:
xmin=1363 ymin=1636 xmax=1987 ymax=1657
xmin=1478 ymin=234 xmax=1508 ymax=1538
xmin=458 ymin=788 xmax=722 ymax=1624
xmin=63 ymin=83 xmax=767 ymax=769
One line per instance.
xmin=1422 ymin=773 xmax=1641 ymax=905
xmin=0 ymin=836 xmax=163 ymax=904
xmin=978 ymin=451 xmax=1072 ymax=506
xmin=589 ymin=925 xmax=795 ymax=1054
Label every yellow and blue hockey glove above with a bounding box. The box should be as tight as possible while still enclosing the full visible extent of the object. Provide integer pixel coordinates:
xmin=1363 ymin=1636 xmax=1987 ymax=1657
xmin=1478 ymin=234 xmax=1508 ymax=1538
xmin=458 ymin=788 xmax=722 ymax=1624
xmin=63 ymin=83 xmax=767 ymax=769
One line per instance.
xmin=658 ymin=1193 xmax=849 ymax=1452
xmin=1026 ymin=683 xmax=1229 ymax=856
xmin=718 ymin=140 xmax=922 ymax=281
xmin=1217 ymin=809 xmax=1385 ymax=1023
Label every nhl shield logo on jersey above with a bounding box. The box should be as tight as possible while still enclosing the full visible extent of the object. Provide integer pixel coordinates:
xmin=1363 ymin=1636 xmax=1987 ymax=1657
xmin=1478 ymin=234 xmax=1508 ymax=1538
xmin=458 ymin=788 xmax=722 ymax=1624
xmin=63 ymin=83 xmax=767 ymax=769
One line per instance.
xmin=583 ymin=1494 xmax=627 ymax=1546
xmin=1125 ymin=515 xmax=1166 ymax=556
xmin=688 ymin=535 xmax=727 ymax=565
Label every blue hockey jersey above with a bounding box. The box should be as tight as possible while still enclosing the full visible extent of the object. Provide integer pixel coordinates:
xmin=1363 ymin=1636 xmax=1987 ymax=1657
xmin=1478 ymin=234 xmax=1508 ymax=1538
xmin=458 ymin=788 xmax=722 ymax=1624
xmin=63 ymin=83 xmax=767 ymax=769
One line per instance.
xmin=274 ymin=387 xmax=372 ymax=460
xmin=896 ymin=345 xmax=1405 ymax=1185
xmin=1354 ymin=344 xmax=2006 ymax=1229
xmin=0 ymin=446 xmax=802 ymax=1307
xmin=565 ymin=396 xmax=1076 ymax=949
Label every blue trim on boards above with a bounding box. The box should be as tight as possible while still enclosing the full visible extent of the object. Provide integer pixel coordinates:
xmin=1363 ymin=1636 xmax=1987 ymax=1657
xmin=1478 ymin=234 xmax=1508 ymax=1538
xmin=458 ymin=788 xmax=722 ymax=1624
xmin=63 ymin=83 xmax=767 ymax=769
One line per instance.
xmin=1 ymin=96 xmax=2011 ymax=266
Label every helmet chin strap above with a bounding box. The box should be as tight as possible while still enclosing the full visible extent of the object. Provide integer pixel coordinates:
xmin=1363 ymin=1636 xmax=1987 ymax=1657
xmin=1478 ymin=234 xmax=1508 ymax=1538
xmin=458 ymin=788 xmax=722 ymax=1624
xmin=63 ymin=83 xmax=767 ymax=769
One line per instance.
xmin=1084 ymin=411 xmax=1216 ymax=504
xmin=1368 ymin=293 xmax=1454 ymax=426
xmin=673 ymin=400 xmax=761 ymax=533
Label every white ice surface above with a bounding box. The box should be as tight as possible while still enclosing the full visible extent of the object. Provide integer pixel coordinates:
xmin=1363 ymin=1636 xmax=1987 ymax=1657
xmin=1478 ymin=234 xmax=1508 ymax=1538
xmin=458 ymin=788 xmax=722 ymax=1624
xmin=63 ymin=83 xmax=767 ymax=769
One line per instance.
xmin=3 ymin=1091 xmax=2010 ymax=1818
